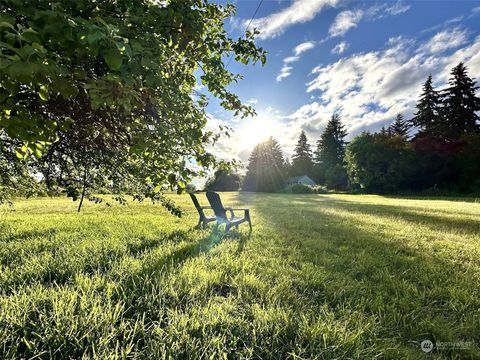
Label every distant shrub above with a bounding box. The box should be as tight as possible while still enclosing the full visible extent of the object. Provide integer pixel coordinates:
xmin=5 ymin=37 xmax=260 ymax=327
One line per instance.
xmin=205 ymin=168 xmax=243 ymax=191
xmin=313 ymin=185 xmax=328 ymax=194
xmin=281 ymin=183 xmax=316 ymax=194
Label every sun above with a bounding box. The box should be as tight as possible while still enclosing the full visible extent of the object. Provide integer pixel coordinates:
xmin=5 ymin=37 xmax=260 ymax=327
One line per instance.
xmin=238 ymin=116 xmax=277 ymax=149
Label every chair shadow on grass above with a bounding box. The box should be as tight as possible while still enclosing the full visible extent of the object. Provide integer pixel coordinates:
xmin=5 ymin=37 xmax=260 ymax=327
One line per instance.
xmin=235 ymin=193 xmax=480 ymax=357
xmin=129 ymin=223 xmax=250 ymax=278
xmin=116 ymin=225 xmax=250 ymax=318
xmin=0 ymin=224 xmax=247 ymax=294
xmin=190 ymin=217 xmax=250 ymax=254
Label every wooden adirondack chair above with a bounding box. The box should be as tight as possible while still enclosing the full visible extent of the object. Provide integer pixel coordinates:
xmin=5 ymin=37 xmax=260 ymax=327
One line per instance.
xmin=206 ymin=191 xmax=252 ymax=233
xmin=189 ymin=193 xmax=216 ymax=228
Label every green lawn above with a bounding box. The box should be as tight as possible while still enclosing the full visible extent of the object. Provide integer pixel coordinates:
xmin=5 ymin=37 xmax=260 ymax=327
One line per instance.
xmin=1 ymin=193 xmax=479 ymax=359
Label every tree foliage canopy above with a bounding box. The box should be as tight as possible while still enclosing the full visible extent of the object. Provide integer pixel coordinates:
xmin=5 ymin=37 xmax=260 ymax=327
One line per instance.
xmin=345 ymin=132 xmax=416 ymax=193
xmin=313 ymin=113 xmax=347 ymax=187
xmin=205 ymin=165 xmax=243 ymax=192
xmin=440 ymin=62 xmax=480 ymax=139
xmin=290 ymin=130 xmax=313 ymax=177
xmin=0 ymin=0 xmax=266 ymax=211
xmin=388 ymin=113 xmax=410 ymax=138
xmin=411 ymin=74 xmax=441 ymax=137
xmin=315 ymin=113 xmax=347 ymax=169
xmin=243 ymin=137 xmax=286 ymax=192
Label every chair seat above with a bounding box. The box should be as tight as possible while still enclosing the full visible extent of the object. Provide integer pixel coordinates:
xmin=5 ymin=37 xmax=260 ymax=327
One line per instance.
xmin=206 ymin=191 xmax=252 ymax=233
xmin=230 ymin=216 xmax=247 ymax=224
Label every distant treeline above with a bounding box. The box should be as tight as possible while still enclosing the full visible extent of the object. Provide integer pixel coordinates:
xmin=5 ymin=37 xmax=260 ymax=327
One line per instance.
xmin=207 ymin=62 xmax=480 ymax=194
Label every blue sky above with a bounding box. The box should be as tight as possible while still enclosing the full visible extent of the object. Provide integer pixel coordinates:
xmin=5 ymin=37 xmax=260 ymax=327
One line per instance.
xmin=203 ymin=0 xmax=480 ymax=163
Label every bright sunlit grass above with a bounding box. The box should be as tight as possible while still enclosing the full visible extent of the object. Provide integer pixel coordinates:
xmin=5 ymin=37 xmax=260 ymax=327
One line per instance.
xmin=1 ymin=193 xmax=479 ymax=358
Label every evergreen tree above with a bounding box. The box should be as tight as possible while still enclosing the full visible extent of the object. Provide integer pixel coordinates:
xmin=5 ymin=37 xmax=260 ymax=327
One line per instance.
xmin=379 ymin=126 xmax=389 ymax=136
xmin=441 ymin=62 xmax=480 ymax=139
xmin=243 ymin=137 xmax=286 ymax=192
xmin=314 ymin=113 xmax=348 ymax=187
xmin=315 ymin=113 xmax=347 ymax=169
xmin=290 ymin=131 xmax=314 ymax=176
xmin=411 ymin=74 xmax=441 ymax=137
xmin=389 ymin=113 xmax=410 ymax=138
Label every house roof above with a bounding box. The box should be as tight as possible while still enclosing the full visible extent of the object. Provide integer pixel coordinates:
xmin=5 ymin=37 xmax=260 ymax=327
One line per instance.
xmin=286 ymin=175 xmax=314 ymax=182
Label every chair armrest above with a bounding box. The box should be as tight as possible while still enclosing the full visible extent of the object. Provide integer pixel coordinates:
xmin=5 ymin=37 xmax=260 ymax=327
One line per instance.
xmin=224 ymin=207 xmax=236 ymax=219
xmin=226 ymin=208 xmax=249 ymax=219
xmin=200 ymin=206 xmax=212 ymax=210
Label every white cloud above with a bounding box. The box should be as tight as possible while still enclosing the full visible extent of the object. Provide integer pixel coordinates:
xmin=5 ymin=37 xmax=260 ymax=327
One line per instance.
xmin=276 ymin=41 xmax=316 ymax=82
xmin=208 ymin=25 xmax=480 ymax=165
xmin=207 ymin=32 xmax=480 ymax=164
xmin=247 ymin=98 xmax=258 ymax=105
xmin=472 ymin=6 xmax=480 ymax=16
xmin=276 ymin=64 xmax=293 ymax=82
xmin=294 ymin=41 xmax=316 ymax=56
xmin=284 ymin=56 xmax=300 ymax=64
xmin=331 ymin=41 xmax=349 ymax=54
xmin=419 ymin=28 xmax=468 ymax=54
xmin=295 ymin=32 xmax=480 ymax=138
xmin=365 ymin=1 xmax=410 ymax=19
xmin=247 ymin=0 xmax=340 ymax=39
xmin=384 ymin=1 xmax=411 ymax=16
xmin=329 ymin=9 xmax=363 ymax=37
xmin=328 ymin=1 xmax=410 ymax=38
xmin=206 ymin=109 xmax=292 ymax=162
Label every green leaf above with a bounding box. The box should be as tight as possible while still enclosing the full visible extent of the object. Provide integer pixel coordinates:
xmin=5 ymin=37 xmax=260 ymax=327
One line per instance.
xmin=8 ymin=61 xmax=33 ymax=83
xmin=103 ymin=49 xmax=123 ymax=70
xmin=0 ymin=21 xmax=15 ymax=30
xmin=15 ymin=150 xmax=23 ymax=159
xmin=34 ymin=148 xmax=42 ymax=158
xmin=38 ymin=85 xmax=49 ymax=101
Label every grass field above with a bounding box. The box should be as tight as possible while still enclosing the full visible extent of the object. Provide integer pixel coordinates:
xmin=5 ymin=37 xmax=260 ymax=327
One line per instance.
xmin=1 ymin=193 xmax=479 ymax=359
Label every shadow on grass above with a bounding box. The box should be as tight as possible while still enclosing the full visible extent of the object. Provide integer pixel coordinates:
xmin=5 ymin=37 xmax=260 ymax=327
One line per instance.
xmin=268 ymin=194 xmax=480 ymax=236
xmin=113 ymin=225 xmax=250 ymax=320
xmin=237 ymin=193 xmax=480 ymax=357
xmin=380 ymin=194 xmax=480 ymax=203
xmin=0 ymin=225 xmax=249 ymax=295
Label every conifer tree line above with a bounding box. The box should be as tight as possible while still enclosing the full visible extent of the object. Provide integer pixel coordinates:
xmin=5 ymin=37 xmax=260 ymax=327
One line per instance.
xmin=234 ymin=62 xmax=480 ymax=194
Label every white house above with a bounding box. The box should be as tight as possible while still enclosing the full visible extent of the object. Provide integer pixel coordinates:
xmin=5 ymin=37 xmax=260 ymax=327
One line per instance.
xmin=285 ymin=175 xmax=316 ymax=186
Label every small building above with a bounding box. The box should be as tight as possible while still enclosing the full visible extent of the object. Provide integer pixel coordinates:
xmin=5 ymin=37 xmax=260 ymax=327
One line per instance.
xmin=285 ymin=175 xmax=316 ymax=187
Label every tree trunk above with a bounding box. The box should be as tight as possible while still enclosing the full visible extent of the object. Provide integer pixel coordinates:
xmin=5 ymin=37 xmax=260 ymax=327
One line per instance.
xmin=77 ymin=165 xmax=87 ymax=212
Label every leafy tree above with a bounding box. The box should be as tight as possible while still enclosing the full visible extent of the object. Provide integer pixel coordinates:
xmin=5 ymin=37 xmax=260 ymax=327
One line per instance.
xmin=345 ymin=132 xmax=416 ymax=193
xmin=205 ymin=167 xmax=243 ymax=191
xmin=410 ymin=75 xmax=441 ymax=137
xmin=0 ymin=0 xmax=266 ymax=211
xmin=290 ymin=130 xmax=313 ymax=177
xmin=0 ymin=131 xmax=41 ymax=204
xmin=314 ymin=113 xmax=347 ymax=184
xmin=243 ymin=137 xmax=286 ymax=192
xmin=440 ymin=62 xmax=480 ymax=139
xmin=388 ymin=113 xmax=410 ymax=138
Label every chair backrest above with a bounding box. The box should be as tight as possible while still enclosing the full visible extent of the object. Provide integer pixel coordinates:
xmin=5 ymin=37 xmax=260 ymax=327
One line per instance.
xmin=189 ymin=193 xmax=202 ymax=211
xmin=206 ymin=191 xmax=227 ymax=220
